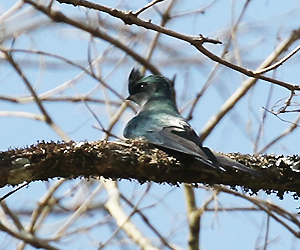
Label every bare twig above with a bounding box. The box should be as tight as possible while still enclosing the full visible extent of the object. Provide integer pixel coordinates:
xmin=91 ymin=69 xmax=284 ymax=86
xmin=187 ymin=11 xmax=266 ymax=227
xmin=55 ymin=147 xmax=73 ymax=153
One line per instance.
xmin=0 ymin=221 xmax=59 ymax=250
xmin=262 ymin=215 xmax=270 ymax=250
xmin=1 ymin=48 xmax=69 ymax=141
xmin=214 ymin=185 xmax=300 ymax=237
xmin=0 ymin=182 xmax=29 ymax=202
xmin=254 ymin=44 xmax=300 ymax=74
xmin=27 ymin=179 xmax=66 ymax=235
xmin=253 ymin=84 xmax=274 ymax=153
xmin=52 ymin=180 xmax=103 ymax=239
xmin=0 ymin=1 xmax=23 ymax=22
xmin=274 ymin=91 xmax=295 ymax=114
xmin=171 ymin=0 xmax=216 ymax=18
xmin=0 ymin=201 xmax=24 ymax=231
xmin=184 ymin=184 xmax=200 ymax=250
xmin=53 ymin=0 xmax=300 ymax=91
xmin=134 ymin=0 xmax=164 ymax=16
xmin=120 ymin=191 xmax=176 ymax=250
xmin=184 ymin=184 xmax=220 ymax=250
xmin=24 ymin=0 xmax=161 ymax=75
xmin=186 ymin=0 xmax=252 ymax=121
xmin=257 ymin=113 xmax=300 ymax=154
xmin=0 ymin=111 xmax=45 ymax=121
xmin=141 ymin=0 xmax=176 ymax=74
xmin=0 ymin=95 xmax=123 ymax=106
xmin=7 ymin=48 xmax=126 ymax=102
xmin=200 ymin=30 xmax=300 ymax=140
xmin=102 ymin=180 xmax=158 ymax=250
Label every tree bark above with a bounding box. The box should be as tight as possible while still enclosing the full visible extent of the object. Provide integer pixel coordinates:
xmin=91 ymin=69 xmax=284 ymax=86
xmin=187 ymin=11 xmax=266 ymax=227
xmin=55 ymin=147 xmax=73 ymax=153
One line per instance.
xmin=1 ymin=139 xmax=299 ymax=198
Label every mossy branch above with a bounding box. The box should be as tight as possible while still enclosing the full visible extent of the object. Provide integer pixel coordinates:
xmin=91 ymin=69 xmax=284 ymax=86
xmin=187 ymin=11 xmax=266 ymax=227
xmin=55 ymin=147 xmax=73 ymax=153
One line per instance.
xmin=0 ymin=139 xmax=299 ymax=198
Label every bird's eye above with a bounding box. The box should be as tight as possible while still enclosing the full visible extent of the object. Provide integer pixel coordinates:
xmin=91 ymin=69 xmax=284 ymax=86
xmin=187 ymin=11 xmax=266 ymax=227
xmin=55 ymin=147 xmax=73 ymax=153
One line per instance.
xmin=138 ymin=82 xmax=147 ymax=89
xmin=132 ymin=82 xmax=147 ymax=94
xmin=140 ymin=83 xmax=145 ymax=88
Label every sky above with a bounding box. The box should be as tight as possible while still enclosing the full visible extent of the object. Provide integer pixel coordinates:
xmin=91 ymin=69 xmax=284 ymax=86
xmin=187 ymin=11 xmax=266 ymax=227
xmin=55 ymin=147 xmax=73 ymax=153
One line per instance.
xmin=1 ymin=0 xmax=300 ymax=249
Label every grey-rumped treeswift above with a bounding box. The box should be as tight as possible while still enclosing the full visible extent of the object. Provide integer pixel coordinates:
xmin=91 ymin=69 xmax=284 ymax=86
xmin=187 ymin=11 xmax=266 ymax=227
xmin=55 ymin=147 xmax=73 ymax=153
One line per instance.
xmin=124 ymin=68 xmax=261 ymax=176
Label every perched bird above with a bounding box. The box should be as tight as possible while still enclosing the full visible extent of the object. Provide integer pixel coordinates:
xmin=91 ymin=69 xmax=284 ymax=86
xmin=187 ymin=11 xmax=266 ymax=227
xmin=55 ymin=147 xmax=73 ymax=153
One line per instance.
xmin=124 ymin=68 xmax=260 ymax=175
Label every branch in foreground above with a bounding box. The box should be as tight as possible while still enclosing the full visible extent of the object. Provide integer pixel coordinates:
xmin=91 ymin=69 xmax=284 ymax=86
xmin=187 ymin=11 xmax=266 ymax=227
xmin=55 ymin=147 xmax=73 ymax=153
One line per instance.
xmin=0 ymin=140 xmax=299 ymax=198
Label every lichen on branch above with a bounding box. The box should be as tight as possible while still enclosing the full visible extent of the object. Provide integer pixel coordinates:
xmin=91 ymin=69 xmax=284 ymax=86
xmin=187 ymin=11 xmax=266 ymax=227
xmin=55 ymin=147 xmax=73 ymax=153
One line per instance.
xmin=0 ymin=139 xmax=299 ymax=198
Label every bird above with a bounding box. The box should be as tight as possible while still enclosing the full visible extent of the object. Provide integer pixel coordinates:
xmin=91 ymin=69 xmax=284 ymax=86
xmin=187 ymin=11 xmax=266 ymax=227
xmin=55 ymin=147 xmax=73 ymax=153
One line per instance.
xmin=123 ymin=68 xmax=261 ymax=176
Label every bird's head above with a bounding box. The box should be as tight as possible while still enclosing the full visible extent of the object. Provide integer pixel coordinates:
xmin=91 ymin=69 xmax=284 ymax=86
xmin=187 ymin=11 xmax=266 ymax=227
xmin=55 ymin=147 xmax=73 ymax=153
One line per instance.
xmin=127 ymin=68 xmax=174 ymax=106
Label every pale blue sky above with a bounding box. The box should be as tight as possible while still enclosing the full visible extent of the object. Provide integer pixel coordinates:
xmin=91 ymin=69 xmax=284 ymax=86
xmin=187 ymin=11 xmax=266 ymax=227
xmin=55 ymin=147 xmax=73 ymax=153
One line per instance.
xmin=1 ymin=1 xmax=300 ymax=249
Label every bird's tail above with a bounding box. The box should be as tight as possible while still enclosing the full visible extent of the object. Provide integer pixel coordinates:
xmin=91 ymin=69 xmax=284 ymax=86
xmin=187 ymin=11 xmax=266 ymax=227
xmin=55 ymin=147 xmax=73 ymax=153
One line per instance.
xmin=214 ymin=153 xmax=263 ymax=176
xmin=200 ymin=146 xmax=262 ymax=176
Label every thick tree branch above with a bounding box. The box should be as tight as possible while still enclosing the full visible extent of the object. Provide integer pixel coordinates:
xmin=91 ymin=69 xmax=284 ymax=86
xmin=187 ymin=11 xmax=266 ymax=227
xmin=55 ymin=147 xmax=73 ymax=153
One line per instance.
xmin=1 ymin=140 xmax=299 ymax=198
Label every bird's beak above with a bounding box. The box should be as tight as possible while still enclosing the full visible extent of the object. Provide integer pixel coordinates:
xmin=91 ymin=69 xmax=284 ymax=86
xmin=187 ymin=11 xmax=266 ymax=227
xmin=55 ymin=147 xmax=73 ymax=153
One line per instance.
xmin=125 ymin=94 xmax=140 ymax=105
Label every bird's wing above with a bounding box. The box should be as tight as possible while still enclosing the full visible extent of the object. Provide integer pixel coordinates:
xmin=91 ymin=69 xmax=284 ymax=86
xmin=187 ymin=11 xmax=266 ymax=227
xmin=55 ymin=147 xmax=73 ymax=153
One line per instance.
xmin=144 ymin=125 xmax=221 ymax=170
xmin=145 ymin=125 xmax=262 ymax=176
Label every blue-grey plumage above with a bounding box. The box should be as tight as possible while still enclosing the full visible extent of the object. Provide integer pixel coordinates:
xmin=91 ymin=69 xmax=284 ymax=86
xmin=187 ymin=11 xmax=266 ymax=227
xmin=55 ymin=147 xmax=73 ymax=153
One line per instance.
xmin=124 ymin=68 xmax=261 ymax=175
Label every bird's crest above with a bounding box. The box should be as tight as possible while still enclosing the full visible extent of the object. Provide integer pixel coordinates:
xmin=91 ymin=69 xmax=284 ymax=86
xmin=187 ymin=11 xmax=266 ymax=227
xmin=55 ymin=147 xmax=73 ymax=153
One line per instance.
xmin=128 ymin=68 xmax=144 ymax=85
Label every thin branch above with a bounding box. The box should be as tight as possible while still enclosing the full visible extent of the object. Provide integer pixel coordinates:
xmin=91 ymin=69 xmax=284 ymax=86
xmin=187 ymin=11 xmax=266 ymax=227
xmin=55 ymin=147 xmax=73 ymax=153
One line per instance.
xmin=53 ymin=0 xmax=300 ymax=91
xmin=0 ymin=1 xmax=24 ymax=22
xmin=52 ymin=181 xmax=103 ymax=239
xmin=186 ymin=0 xmax=252 ymax=121
xmin=254 ymin=44 xmax=300 ymax=75
xmin=200 ymin=30 xmax=300 ymax=140
xmin=134 ymin=0 xmax=164 ymax=16
xmin=261 ymin=107 xmax=300 ymax=127
xmin=262 ymin=215 xmax=270 ymax=250
xmin=184 ymin=184 xmax=200 ymax=250
xmin=0 ymin=111 xmax=45 ymax=121
xmin=103 ymin=101 xmax=129 ymax=140
xmin=0 ymin=222 xmax=59 ymax=250
xmin=214 ymin=186 xmax=300 ymax=237
xmin=102 ymin=180 xmax=158 ymax=250
xmin=257 ymin=113 xmax=300 ymax=154
xmin=1 ymin=48 xmax=69 ymax=141
xmin=24 ymin=0 xmax=161 ymax=75
xmin=0 ymin=201 xmax=24 ymax=231
xmin=120 ymin=191 xmax=176 ymax=250
xmin=0 ymin=95 xmax=123 ymax=106
xmin=7 ymin=48 xmax=126 ymax=102
xmin=171 ymin=0 xmax=217 ymax=18
xmin=184 ymin=187 xmax=220 ymax=250
xmin=28 ymin=179 xmax=66 ymax=235
xmin=274 ymin=91 xmax=295 ymax=114
xmin=0 ymin=182 xmax=29 ymax=202
xmin=141 ymin=0 xmax=176 ymax=73
xmin=253 ymin=84 xmax=274 ymax=153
